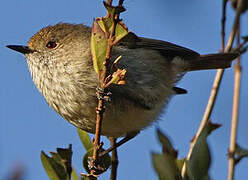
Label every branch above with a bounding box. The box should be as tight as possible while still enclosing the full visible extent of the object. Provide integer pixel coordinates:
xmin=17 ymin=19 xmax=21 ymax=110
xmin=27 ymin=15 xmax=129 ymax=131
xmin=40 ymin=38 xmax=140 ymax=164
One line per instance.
xmin=90 ymin=0 xmax=127 ymax=178
xmin=222 ymin=0 xmax=228 ymax=51
xmin=181 ymin=0 xmax=242 ymax=177
xmin=228 ymin=31 xmax=241 ymax=180
xmin=228 ymin=1 xmax=243 ymax=179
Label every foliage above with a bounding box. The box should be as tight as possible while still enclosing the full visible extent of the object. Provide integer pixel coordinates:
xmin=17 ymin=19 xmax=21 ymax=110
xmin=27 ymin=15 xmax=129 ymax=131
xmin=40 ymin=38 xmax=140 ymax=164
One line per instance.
xmin=41 ymin=129 xmax=112 ymax=180
xmin=153 ymin=122 xmax=221 ymax=180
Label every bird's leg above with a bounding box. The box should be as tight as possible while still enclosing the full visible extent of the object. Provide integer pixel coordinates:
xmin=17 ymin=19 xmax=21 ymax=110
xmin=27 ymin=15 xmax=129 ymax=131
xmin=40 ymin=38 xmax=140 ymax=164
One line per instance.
xmin=99 ymin=132 xmax=138 ymax=157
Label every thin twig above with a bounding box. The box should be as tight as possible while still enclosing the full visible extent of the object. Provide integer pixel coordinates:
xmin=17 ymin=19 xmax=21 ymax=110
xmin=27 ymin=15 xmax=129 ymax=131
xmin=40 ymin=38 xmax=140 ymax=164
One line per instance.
xmin=92 ymin=96 xmax=104 ymax=162
xmin=91 ymin=0 xmax=125 ymax=177
xmin=222 ymin=0 xmax=228 ymax=51
xmin=99 ymin=134 xmax=136 ymax=157
xmin=181 ymin=0 xmax=242 ymax=177
xmin=233 ymin=39 xmax=248 ymax=53
xmin=109 ymin=137 xmax=119 ymax=180
xmin=228 ymin=36 xmax=241 ymax=180
xmin=118 ymin=0 xmax=124 ymax=6
xmin=107 ymin=0 xmax=113 ymax=17
xmin=108 ymin=0 xmax=113 ymax=5
xmin=228 ymin=6 xmax=242 ymax=180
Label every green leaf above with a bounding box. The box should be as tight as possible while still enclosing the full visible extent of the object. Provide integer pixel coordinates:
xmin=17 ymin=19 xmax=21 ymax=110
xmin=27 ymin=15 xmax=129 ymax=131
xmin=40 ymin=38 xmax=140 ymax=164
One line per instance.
xmin=186 ymin=121 xmax=221 ymax=180
xmin=71 ymin=168 xmax=80 ymax=180
xmin=83 ymin=148 xmax=111 ymax=175
xmin=81 ymin=176 xmax=91 ymax=180
xmin=175 ymin=158 xmax=185 ymax=172
xmin=57 ymin=145 xmax=73 ymax=176
xmin=90 ymin=13 xmax=128 ymax=74
xmin=235 ymin=144 xmax=248 ymax=164
xmin=41 ymin=145 xmax=73 ymax=180
xmin=113 ymin=22 xmax=129 ymax=44
xmin=50 ymin=152 xmax=63 ymax=163
xmin=97 ymin=17 xmax=128 ymax=44
xmin=77 ymin=128 xmax=93 ymax=151
xmin=153 ymin=130 xmax=182 ymax=180
xmin=157 ymin=129 xmax=178 ymax=158
xmin=41 ymin=151 xmax=67 ymax=180
xmin=91 ymin=19 xmax=108 ymax=74
xmin=98 ymin=17 xmax=112 ymax=34
xmin=152 ymin=153 xmax=182 ymax=180
xmin=83 ymin=148 xmax=93 ymax=174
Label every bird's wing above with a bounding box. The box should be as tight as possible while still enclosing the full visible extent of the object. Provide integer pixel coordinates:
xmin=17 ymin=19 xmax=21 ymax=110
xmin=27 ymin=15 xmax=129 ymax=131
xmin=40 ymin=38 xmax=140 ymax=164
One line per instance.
xmin=117 ymin=32 xmax=200 ymax=61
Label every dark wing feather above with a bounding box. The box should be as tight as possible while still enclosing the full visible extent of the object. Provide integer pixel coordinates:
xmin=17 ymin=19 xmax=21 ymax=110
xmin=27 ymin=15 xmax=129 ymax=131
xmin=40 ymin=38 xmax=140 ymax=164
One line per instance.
xmin=118 ymin=32 xmax=200 ymax=61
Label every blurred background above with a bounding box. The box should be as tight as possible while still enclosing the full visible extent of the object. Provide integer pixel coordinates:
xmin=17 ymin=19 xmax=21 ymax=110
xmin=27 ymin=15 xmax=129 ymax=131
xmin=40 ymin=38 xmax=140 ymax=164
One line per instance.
xmin=0 ymin=0 xmax=247 ymax=179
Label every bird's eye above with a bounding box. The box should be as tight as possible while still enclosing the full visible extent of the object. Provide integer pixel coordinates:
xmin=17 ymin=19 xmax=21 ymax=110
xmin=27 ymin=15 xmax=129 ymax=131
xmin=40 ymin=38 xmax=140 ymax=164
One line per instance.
xmin=46 ymin=41 xmax=57 ymax=49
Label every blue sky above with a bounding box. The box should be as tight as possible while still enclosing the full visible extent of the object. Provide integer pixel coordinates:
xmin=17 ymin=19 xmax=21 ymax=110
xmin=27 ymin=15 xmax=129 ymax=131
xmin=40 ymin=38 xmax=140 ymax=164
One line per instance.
xmin=0 ymin=0 xmax=247 ymax=180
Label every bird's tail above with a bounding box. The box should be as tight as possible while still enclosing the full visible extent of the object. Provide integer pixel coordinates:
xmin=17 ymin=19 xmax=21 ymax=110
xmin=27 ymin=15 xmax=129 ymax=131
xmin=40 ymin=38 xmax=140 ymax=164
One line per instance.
xmin=187 ymin=53 xmax=239 ymax=71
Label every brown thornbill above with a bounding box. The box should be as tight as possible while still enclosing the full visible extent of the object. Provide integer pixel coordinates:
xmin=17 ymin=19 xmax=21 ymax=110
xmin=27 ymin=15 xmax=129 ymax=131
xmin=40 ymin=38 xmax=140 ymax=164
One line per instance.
xmin=7 ymin=23 xmax=238 ymax=137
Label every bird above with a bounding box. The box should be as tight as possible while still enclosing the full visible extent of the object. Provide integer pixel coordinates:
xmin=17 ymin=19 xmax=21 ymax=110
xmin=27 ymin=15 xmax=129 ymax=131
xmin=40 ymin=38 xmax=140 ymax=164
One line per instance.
xmin=6 ymin=23 xmax=239 ymax=138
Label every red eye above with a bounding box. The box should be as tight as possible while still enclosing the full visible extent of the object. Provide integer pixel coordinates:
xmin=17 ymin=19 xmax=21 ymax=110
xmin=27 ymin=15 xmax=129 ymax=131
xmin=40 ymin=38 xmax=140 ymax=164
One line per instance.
xmin=46 ymin=41 xmax=57 ymax=49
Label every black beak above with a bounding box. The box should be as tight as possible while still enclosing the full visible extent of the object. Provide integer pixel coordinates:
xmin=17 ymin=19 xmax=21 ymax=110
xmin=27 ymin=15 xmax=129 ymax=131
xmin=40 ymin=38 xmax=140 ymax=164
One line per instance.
xmin=6 ymin=45 xmax=34 ymax=54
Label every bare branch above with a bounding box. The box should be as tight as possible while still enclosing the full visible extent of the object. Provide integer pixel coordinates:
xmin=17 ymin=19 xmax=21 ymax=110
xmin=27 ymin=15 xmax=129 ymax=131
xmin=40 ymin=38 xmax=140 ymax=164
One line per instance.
xmin=228 ymin=1 xmax=243 ymax=178
xmin=181 ymin=0 xmax=243 ymax=177
xmin=222 ymin=0 xmax=228 ymax=51
xmin=91 ymin=0 xmax=126 ymax=178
